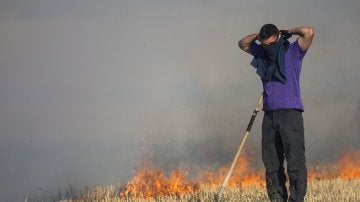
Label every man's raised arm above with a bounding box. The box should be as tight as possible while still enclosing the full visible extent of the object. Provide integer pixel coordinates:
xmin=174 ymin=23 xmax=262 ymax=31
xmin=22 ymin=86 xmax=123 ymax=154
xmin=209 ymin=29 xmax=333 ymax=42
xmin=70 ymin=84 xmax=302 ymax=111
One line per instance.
xmin=288 ymin=26 xmax=315 ymax=52
xmin=238 ymin=33 xmax=258 ymax=54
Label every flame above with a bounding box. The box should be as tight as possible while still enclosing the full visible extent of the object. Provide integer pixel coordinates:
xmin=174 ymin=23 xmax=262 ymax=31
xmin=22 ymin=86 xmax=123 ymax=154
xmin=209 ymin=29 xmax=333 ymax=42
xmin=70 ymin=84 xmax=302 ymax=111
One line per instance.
xmin=120 ymin=165 xmax=198 ymax=198
xmin=198 ymin=155 xmax=264 ymax=189
xmin=308 ymin=150 xmax=360 ymax=181
xmin=337 ymin=150 xmax=360 ymax=179
xmin=120 ymin=155 xmax=264 ymax=198
xmin=121 ymin=150 xmax=360 ymax=198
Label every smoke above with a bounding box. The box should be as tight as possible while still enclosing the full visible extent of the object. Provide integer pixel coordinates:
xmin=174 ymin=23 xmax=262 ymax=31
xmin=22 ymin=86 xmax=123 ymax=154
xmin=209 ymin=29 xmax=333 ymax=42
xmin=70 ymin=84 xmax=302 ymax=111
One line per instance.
xmin=1 ymin=0 xmax=360 ymax=201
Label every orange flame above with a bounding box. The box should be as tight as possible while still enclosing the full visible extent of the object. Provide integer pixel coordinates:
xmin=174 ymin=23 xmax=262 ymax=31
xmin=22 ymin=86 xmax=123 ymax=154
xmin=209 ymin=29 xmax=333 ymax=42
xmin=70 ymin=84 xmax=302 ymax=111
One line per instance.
xmin=198 ymin=155 xmax=264 ymax=189
xmin=120 ymin=155 xmax=264 ymax=198
xmin=121 ymin=150 xmax=360 ymax=198
xmin=337 ymin=150 xmax=360 ymax=179
xmin=120 ymin=163 xmax=199 ymax=198
xmin=308 ymin=150 xmax=360 ymax=181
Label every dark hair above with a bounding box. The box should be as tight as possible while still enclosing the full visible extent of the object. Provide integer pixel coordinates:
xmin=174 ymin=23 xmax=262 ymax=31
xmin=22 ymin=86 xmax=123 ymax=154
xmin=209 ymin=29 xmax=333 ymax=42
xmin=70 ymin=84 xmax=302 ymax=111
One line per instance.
xmin=259 ymin=24 xmax=279 ymax=41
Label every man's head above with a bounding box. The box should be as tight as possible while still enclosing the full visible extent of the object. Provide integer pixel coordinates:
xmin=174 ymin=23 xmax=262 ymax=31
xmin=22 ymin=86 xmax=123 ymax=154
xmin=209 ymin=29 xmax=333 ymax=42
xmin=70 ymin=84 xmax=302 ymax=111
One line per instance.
xmin=258 ymin=24 xmax=280 ymax=47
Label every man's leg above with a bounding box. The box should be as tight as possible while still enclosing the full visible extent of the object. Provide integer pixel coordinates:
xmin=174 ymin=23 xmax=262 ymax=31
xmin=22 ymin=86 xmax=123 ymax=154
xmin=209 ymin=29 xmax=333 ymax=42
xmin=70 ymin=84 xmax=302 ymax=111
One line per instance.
xmin=278 ymin=110 xmax=307 ymax=202
xmin=262 ymin=112 xmax=288 ymax=201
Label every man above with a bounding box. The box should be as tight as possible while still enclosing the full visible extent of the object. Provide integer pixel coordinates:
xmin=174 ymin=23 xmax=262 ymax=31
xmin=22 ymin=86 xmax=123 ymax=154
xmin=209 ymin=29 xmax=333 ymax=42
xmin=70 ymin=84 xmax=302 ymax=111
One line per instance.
xmin=238 ymin=24 xmax=315 ymax=202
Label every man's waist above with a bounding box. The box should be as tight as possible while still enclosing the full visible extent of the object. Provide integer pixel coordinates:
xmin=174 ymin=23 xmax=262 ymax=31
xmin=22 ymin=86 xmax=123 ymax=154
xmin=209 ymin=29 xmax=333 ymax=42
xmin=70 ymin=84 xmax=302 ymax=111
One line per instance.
xmin=264 ymin=109 xmax=303 ymax=114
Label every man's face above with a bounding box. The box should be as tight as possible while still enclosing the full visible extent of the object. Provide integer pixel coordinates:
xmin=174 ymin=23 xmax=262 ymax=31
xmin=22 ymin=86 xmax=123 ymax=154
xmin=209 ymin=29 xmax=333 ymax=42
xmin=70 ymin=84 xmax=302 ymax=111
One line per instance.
xmin=260 ymin=34 xmax=280 ymax=48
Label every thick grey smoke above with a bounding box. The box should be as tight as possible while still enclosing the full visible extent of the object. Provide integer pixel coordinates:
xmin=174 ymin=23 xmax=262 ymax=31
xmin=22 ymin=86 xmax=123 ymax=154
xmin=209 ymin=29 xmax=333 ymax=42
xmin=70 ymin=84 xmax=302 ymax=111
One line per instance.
xmin=1 ymin=0 xmax=360 ymax=201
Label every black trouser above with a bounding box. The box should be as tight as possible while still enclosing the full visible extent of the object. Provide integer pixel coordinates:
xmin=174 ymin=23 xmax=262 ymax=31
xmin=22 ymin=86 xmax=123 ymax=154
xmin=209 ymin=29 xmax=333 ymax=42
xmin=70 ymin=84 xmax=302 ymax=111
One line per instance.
xmin=262 ymin=110 xmax=307 ymax=202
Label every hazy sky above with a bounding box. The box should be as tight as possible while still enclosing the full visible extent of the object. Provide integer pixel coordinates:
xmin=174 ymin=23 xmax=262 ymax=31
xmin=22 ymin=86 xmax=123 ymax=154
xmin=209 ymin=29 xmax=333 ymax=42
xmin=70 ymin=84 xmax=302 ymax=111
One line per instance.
xmin=1 ymin=0 xmax=360 ymax=201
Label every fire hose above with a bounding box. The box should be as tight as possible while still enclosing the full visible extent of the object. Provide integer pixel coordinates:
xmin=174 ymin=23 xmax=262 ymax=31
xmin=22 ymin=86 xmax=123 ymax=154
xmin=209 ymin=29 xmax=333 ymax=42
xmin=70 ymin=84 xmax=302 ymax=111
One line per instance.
xmin=217 ymin=92 xmax=263 ymax=202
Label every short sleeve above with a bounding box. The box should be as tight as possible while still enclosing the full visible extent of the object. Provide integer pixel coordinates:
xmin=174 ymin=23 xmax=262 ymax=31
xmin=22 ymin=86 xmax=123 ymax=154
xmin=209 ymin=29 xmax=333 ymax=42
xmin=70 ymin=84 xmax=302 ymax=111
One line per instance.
xmin=250 ymin=42 xmax=262 ymax=56
xmin=293 ymin=39 xmax=307 ymax=59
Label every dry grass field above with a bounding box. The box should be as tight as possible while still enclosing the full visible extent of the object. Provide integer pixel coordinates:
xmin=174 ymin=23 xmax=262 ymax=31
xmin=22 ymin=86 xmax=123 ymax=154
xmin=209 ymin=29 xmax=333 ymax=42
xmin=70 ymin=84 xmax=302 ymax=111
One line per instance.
xmin=53 ymin=150 xmax=359 ymax=202
xmin=58 ymin=179 xmax=360 ymax=202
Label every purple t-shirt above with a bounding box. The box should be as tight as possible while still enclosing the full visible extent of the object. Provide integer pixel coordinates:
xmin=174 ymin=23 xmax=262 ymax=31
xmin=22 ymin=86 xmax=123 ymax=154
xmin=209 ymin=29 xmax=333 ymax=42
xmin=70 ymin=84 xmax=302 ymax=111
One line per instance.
xmin=250 ymin=40 xmax=306 ymax=111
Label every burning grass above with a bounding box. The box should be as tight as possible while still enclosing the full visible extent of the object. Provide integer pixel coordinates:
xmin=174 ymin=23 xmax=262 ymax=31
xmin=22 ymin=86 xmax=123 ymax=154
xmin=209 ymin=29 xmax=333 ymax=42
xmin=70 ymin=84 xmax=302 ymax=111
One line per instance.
xmin=56 ymin=150 xmax=360 ymax=201
xmin=119 ymin=155 xmax=264 ymax=199
xmin=58 ymin=179 xmax=360 ymax=201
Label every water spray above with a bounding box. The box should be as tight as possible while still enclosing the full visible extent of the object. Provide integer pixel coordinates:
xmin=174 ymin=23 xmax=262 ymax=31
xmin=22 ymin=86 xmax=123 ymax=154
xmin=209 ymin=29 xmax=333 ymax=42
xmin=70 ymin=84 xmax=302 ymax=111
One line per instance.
xmin=217 ymin=92 xmax=263 ymax=202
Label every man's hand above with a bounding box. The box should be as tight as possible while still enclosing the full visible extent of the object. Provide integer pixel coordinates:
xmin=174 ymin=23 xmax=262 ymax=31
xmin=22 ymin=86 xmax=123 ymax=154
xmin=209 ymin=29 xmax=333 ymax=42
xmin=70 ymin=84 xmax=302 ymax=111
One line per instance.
xmin=280 ymin=30 xmax=293 ymax=40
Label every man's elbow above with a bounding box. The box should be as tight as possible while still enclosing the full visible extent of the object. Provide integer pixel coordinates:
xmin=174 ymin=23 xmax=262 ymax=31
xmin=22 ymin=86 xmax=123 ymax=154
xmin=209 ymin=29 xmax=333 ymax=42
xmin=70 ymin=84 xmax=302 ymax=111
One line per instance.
xmin=305 ymin=27 xmax=315 ymax=38
xmin=238 ymin=40 xmax=247 ymax=51
xmin=238 ymin=40 xmax=243 ymax=49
